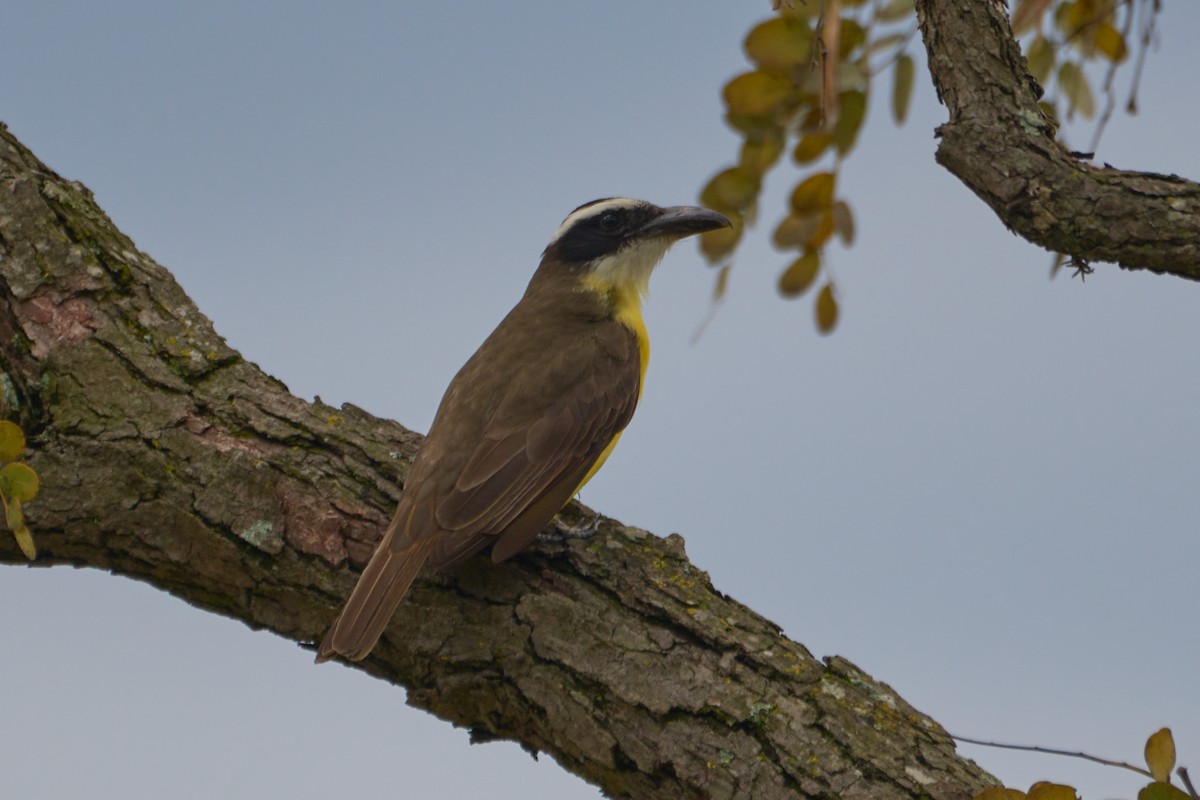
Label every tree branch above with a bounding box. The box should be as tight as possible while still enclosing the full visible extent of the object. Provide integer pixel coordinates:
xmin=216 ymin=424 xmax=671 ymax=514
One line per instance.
xmin=915 ymin=0 xmax=1200 ymax=281
xmin=0 ymin=124 xmax=994 ymax=799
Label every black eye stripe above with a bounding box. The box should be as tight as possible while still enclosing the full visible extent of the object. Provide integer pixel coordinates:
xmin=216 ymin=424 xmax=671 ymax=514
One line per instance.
xmin=550 ymin=202 xmax=660 ymax=264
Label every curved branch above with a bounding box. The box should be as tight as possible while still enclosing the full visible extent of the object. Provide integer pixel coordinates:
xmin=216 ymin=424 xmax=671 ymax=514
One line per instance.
xmin=0 ymin=124 xmax=994 ymax=799
xmin=915 ymin=0 xmax=1200 ymax=281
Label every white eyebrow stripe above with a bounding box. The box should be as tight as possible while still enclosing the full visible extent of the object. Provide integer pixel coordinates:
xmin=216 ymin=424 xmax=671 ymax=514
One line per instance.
xmin=547 ymin=197 xmax=645 ymax=246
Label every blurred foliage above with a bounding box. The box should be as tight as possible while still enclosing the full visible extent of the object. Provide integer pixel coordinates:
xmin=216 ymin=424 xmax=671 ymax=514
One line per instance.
xmin=0 ymin=419 xmax=40 ymax=559
xmin=698 ymin=0 xmax=1161 ymax=331
xmin=969 ymin=728 xmax=1197 ymax=800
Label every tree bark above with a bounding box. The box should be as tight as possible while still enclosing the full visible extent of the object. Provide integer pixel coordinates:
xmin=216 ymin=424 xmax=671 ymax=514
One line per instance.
xmin=0 ymin=125 xmax=994 ymax=799
xmin=915 ymin=0 xmax=1200 ymax=281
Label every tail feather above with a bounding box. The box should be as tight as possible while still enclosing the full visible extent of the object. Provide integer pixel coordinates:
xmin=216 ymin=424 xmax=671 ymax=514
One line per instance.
xmin=316 ymin=529 xmax=434 ymax=663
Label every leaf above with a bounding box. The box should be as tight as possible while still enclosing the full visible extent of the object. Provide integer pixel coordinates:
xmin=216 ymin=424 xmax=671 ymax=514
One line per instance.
xmin=806 ymin=210 xmax=834 ymax=249
xmin=832 ymin=200 xmax=855 ymax=245
xmin=740 ymin=133 xmax=785 ymax=176
xmin=815 ymin=282 xmax=839 ymax=334
xmin=773 ymin=213 xmax=825 ymax=250
xmin=838 ymin=18 xmax=867 ymax=58
xmin=701 ymin=167 xmax=761 ymax=212
xmin=1094 ymin=21 xmax=1128 ymax=62
xmin=1057 ymin=61 xmax=1094 ymax=119
xmin=974 ymin=789 xmax=1028 ymax=800
xmin=744 ymin=16 xmax=814 ymax=74
xmin=793 ymin=132 xmax=833 ymax=164
xmin=1026 ymin=35 xmax=1055 ymax=85
xmin=723 ymin=71 xmax=794 ymax=116
xmin=832 ymin=90 xmax=867 ymax=154
xmin=2 ymin=495 xmax=36 ymax=560
xmin=892 ymin=53 xmax=915 ymax=124
xmin=1026 ymin=782 xmax=1079 ymax=800
xmin=778 ymin=251 xmax=821 ymax=298
xmin=1011 ymin=0 xmax=1055 ymax=35
xmin=700 ymin=223 xmax=742 ymax=265
xmin=0 ymin=462 xmax=39 ymax=503
xmin=0 ymin=420 xmax=25 ymax=462
xmin=1138 ymin=783 xmax=1192 ymax=800
xmin=712 ymin=264 xmax=731 ymax=302
xmin=876 ymin=0 xmax=915 ymax=24
xmin=790 ymin=172 xmax=836 ymax=214
xmin=1144 ymin=728 xmax=1176 ymax=783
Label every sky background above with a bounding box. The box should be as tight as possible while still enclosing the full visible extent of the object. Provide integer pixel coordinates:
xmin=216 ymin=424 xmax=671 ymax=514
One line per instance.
xmin=3 ymin=2 xmax=1198 ymax=799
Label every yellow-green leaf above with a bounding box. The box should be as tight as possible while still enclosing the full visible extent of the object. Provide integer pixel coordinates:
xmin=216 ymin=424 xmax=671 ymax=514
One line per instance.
xmin=724 ymin=71 xmax=793 ymax=116
xmin=0 ymin=462 xmax=39 ymax=503
xmin=790 ymin=172 xmax=836 ymax=214
xmin=832 ymin=90 xmax=867 ymax=155
xmin=1054 ymin=0 xmax=1091 ymax=40
xmin=1026 ymin=782 xmax=1078 ymax=800
xmin=712 ymin=264 xmax=731 ymax=302
xmin=892 ymin=54 xmax=915 ymax=124
xmin=744 ymin=16 xmax=813 ymax=74
xmin=1138 ymin=782 xmax=1191 ymax=800
xmin=773 ymin=213 xmax=824 ymax=250
xmin=876 ymin=0 xmax=915 ymax=24
xmin=1145 ymin=728 xmax=1176 ymax=783
xmin=973 ymin=789 xmax=1028 ymax=800
xmin=3 ymin=496 xmax=36 ymax=560
xmin=779 ymin=251 xmax=821 ymax=298
xmin=0 ymin=420 xmax=24 ymax=463
xmin=740 ymin=133 xmax=785 ymax=176
xmin=1057 ymin=61 xmax=1094 ymax=119
xmin=700 ymin=223 xmax=742 ymax=265
xmin=1026 ymin=35 xmax=1055 ymax=85
xmin=806 ymin=210 xmax=834 ymax=249
xmin=701 ymin=167 xmax=761 ymax=212
xmin=1094 ymin=21 xmax=1128 ymax=62
xmin=832 ymin=200 xmax=855 ymax=246
xmin=838 ymin=18 xmax=867 ymax=58
xmin=1011 ymin=0 xmax=1055 ymax=35
xmin=815 ymin=282 xmax=839 ymax=334
xmin=793 ymin=132 xmax=833 ymax=164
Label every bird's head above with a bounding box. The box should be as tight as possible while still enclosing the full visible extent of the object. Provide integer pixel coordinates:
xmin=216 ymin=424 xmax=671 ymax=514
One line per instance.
xmin=541 ymin=198 xmax=731 ymax=298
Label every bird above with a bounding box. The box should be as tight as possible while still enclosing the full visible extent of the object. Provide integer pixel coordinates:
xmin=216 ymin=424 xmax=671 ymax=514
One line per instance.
xmin=316 ymin=198 xmax=731 ymax=663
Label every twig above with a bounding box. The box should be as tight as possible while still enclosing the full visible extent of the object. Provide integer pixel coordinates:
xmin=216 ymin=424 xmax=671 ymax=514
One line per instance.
xmin=1179 ymin=767 xmax=1199 ymax=800
xmin=949 ymin=733 xmax=1154 ymax=780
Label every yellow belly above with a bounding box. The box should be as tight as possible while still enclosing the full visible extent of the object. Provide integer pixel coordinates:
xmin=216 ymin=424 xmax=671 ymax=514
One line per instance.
xmin=576 ymin=282 xmax=649 ymax=492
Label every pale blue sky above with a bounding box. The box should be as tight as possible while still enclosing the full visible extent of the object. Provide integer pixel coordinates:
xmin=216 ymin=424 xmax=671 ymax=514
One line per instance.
xmin=3 ymin=3 xmax=1198 ymax=798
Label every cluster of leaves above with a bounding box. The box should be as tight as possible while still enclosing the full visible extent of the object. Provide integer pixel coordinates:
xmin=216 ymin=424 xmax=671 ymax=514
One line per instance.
xmin=972 ymin=728 xmax=1196 ymax=800
xmin=1014 ymin=0 xmax=1156 ymax=131
xmin=698 ymin=0 xmax=1159 ymax=330
xmin=698 ymin=0 xmax=916 ymax=334
xmin=0 ymin=420 xmax=41 ymax=559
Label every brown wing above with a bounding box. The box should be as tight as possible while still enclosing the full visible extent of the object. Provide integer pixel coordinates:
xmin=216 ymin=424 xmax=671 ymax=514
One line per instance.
xmin=426 ymin=345 xmax=640 ymax=568
xmin=317 ymin=314 xmax=640 ymax=663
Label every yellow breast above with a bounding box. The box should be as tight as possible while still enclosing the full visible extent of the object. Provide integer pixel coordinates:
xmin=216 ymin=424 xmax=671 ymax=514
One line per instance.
xmin=576 ymin=278 xmax=649 ymax=489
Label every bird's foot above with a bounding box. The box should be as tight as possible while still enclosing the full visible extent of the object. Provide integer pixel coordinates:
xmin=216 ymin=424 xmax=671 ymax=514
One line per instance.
xmin=541 ymin=512 xmax=603 ymax=543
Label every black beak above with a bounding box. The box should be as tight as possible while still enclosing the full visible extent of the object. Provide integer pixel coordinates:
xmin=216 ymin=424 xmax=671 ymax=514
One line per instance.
xmin=639 ymin=205 xmax=732 ymax=239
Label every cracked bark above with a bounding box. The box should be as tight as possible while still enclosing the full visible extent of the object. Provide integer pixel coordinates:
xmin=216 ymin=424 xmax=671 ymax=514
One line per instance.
xmin=0 ymin=122 xmax=996 ymax=800
xmin=915 ymin=0 xmax=1200 ymax=281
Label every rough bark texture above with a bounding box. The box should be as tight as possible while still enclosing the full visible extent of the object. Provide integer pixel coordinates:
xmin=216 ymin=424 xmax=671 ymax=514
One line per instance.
xmin=0 ymin=126 xmax=996 ymax=798
xmin=916 ymin=0 xmax=1200 ymax=281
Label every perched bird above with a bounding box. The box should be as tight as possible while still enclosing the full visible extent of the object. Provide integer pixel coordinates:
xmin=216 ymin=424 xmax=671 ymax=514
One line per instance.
xmin=316 ymin=198 xmax=730 ymax=662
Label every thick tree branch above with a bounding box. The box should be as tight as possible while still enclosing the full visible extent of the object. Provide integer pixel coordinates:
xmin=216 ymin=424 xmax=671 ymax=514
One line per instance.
xmin=0 ymin=124 xmax=994 ymax=799
xmin=915 ymin=0 xmax=1200 ymax=281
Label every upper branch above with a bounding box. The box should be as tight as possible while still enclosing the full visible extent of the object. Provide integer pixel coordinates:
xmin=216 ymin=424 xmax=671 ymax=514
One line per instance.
xmin=915 ymin=0 xmax=1200 ymax=280
xmin=0 ymin=122 xmax=994 ymax=799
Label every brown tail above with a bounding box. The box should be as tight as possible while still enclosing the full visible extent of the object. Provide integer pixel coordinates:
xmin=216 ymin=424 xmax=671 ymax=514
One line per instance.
xmin=316 ymin=526 xmax=434 ymax=663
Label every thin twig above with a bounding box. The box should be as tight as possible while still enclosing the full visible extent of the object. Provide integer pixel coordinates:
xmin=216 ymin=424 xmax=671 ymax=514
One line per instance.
xmin=949 ymin=733 xmax=1154 ymax=780
xmin=1125 ymin=0 xmax=1160 ymax=114
xmin=1179 ymin=767 xmax=1199 ymax=800
xmin=1086 ymin=0 xmax=1135 ymax=152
